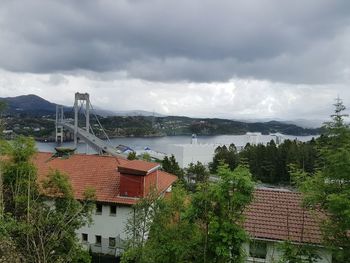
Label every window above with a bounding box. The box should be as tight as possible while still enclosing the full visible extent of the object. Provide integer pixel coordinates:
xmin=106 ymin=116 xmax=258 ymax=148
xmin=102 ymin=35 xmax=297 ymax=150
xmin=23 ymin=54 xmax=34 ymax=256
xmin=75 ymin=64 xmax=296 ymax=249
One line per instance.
xmin=96 ymin=204 xmax=102 ymax=215
xmin=109 ymin=237 xmax=116 ymax=247
xmin=110 ymin=205 xmax=117 ymax=216
xmin=249 ymin=241 xmax=267 ymax=259
xmin=82 ymin=233 xmax=88 ymax=243
xmin=95 ymin=235 xmax=102 ymax=246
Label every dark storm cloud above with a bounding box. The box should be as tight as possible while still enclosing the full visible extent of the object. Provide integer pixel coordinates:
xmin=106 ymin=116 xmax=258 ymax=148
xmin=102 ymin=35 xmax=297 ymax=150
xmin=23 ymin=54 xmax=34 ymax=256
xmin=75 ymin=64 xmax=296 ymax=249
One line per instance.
xmin=0 ymin=0 xmax=349 ymax=84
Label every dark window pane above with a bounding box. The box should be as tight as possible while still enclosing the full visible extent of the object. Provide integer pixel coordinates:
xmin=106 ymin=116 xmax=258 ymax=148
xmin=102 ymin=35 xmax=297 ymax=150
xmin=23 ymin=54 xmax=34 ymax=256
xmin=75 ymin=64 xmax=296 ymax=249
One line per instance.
xmin=96 ymin=204 xmax=102 ymax=214
xmin=82 ymin=233 xmax=88 ymax=242
xmin=249 ymin=241 xmax=267 ymax=259
xmin=95 ymin=235 xmax=102 ymax=245
xmin=110 ymin=205 xmax=117 ymax=215
xmin=109 ymin=237 xmax=116 ymax=247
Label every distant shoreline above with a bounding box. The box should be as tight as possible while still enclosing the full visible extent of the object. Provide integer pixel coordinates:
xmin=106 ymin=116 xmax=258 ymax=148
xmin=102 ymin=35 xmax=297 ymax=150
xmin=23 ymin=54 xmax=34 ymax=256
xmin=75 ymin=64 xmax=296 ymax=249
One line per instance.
xmin=34 ymin=132 xmax=319 ymax=144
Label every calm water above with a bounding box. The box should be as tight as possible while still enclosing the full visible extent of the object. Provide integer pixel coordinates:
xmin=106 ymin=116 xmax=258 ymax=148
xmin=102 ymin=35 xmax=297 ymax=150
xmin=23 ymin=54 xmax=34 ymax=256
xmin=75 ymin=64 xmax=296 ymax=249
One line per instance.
xmin=36 ymin=134 xmax=316 ymax=155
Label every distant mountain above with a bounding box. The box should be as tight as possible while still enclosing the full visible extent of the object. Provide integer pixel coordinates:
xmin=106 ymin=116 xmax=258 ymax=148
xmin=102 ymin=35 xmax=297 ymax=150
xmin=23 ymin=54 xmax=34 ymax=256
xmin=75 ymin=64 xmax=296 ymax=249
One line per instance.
xmin=235 ymin=118 xmax=323 ymax=129
xmin=113 ymin=110 xmax=165 ymax=117
xmin=99 ymin=115 xmax=321 ymax=136
xmin=0 ymin=94 xmax=165 ymax=117
xmin=0 ymin=94 xmax=58 ymax=116
xmin=280 ymin=119 xmax=325 ymax=129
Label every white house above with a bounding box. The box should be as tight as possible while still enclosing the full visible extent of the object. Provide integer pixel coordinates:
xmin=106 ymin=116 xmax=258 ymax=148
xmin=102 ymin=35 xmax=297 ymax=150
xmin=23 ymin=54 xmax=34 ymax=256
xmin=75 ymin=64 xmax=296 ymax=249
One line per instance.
xmin=243 ymin=188 xmax=332 ymax=263
xmin=34 ymin=152 xmax=177 ymax=257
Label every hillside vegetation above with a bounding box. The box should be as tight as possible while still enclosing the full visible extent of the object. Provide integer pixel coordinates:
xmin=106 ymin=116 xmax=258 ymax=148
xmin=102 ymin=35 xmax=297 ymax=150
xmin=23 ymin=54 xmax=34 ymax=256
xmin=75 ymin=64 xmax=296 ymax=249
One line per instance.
xmin=1 ymin=95 xmax=321 ymax=139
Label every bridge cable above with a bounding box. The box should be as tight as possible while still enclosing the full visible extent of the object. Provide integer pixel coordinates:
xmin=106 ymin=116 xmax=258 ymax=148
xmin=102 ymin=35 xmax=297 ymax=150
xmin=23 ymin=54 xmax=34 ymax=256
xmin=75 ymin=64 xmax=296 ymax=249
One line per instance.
xmin=79 ymin=100 xmax=97 ymax=137
xmin=89 ymin=102 xmax=112 ymax=144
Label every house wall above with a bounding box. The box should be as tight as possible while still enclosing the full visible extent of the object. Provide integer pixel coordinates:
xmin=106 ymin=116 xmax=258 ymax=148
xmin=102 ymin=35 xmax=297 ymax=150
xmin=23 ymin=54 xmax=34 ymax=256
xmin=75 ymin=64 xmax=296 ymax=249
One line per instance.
xmin=77 ymin=203 xmax=133 ymax=257
xmin=243 ymin=241 xmax=332 ymax=263
xmin=144 ymin=170 xmax=157 ymax=196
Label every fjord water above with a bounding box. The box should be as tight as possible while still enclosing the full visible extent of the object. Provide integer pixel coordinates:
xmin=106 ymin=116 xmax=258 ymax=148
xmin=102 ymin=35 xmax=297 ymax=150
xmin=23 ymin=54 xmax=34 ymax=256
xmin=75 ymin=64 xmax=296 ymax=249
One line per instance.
xmin=36 ymin=134 xmax=316 ymax=155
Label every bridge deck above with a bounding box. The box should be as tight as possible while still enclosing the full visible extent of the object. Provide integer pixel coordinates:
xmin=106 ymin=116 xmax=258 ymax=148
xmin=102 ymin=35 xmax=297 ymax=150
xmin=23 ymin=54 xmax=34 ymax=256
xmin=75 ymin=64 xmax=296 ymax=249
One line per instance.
xmin=60 ymin=122 xmax=124 ymax=157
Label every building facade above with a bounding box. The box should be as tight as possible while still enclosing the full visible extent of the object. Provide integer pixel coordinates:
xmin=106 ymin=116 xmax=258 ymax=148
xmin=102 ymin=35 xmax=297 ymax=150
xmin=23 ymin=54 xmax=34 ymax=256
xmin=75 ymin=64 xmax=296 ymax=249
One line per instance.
xmin=34 ymin=152 xmax=176 ymax=257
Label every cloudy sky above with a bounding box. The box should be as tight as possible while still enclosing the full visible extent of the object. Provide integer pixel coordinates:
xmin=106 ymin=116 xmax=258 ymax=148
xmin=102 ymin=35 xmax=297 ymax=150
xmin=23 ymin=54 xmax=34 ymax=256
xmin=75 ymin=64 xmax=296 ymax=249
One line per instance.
xmin=0 ymin=0 xmax=349 ymax=121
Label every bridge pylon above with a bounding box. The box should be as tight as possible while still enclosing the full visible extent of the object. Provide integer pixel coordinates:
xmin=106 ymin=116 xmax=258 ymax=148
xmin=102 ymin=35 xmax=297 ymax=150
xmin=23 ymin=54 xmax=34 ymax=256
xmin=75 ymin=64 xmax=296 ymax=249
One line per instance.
xmin=55 ymin=105 xmax=64 ymax=143
xmin=74 ymin=92 xmax=90 ymax=149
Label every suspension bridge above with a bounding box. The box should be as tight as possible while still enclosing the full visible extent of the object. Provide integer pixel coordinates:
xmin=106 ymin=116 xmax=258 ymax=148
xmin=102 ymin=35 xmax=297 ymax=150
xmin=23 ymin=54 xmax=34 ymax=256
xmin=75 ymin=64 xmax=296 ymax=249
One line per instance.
xmin=55 ymin=92 xmax=123 ymax=157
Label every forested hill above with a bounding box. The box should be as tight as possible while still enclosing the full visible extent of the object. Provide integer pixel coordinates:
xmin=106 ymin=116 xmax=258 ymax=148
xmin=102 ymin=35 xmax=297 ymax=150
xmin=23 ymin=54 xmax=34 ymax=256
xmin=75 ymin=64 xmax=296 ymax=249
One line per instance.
xmin=1 ymin=95 xmax=321 ymax=137
xmin=99 ymin=116 xmax=321 ymax=136
xmin=0 ymin=94 xmax=58 ymax=116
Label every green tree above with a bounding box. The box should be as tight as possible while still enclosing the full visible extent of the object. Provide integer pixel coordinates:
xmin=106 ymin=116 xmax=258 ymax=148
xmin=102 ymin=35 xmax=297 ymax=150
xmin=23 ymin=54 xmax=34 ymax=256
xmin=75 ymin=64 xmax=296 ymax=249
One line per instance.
xmin=122 ymin=186 xmax=201 ymax=263
xmin=206 ymin=164 xmax=254 ymax=262
xmin=189 ymin=163 xmax=254 ymax=262
xmin=185 ymin=161 xmax=209 ymax=190
xmin=122 ymin=189 xmax=161 ymax=263
xmin=209 ymin=144 xmax=239 ymax=173
xmin=237 ymin=139 xmax=318 ymax=185
xmin=162 ymin=155 xmax=185 ymax=181
xmin=140 ymin=152 xmax=151 ymax=162
xmin=142 ymin=186 xmax=202 ymax=263
xmin=295 ymin=98 xmax=350 ymax=262
xmin=1 ymin=136 xmax=94 ymax=263
xmin=0 ymin=101 xmax=7 ymax=219
xmin=127 ymin=151 xmax=137 ymax=160
xmin=188 ymin=180 xmax=212 ymax=263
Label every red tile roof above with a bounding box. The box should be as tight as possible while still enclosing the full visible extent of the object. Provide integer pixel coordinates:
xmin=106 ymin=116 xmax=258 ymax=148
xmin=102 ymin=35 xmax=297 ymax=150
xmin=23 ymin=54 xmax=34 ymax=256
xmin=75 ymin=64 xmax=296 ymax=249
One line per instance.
xmin=244 ymin=189 xmax=324 ymax=245
xmin=33 ymin=152 xmax=177 ymax=205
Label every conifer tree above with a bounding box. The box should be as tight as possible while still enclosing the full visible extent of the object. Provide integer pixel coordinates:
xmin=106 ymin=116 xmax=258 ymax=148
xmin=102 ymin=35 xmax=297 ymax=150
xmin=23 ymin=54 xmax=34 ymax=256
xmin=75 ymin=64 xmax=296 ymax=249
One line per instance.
xmin=161 ymin=154 xmax=185 ymax=181
xmin=297 ymin=98 xmax=350 ymax=262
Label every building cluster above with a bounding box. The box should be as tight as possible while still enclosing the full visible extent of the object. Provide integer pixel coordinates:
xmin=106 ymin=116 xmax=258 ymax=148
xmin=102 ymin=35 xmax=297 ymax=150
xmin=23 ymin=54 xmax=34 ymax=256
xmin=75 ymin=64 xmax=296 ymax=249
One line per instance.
xmin=33 ymin=151 xmax=331 ymax=262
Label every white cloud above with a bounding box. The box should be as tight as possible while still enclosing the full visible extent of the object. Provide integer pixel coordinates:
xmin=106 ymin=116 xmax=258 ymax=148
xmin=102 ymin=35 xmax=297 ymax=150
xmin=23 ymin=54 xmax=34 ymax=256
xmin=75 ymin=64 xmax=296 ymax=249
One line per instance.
xmin=0 ymin=70 xmax=345 ymax=121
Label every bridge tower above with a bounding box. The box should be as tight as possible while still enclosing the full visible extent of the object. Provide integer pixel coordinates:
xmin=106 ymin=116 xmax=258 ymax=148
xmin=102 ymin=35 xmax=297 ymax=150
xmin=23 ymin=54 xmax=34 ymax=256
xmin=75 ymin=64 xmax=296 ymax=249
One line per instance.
xmin=55 ymin=92 xmax=122 ymax=157
xmin=55 ymin=105 xmax=64 ymax=143
xmin=74 ymin=92 xmax=90 ymax=148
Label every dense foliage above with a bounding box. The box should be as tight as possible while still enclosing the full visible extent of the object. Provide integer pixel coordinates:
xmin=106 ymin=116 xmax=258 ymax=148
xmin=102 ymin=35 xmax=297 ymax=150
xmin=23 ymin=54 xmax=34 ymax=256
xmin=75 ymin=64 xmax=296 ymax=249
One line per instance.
xmin=277 ymin=241 xmax=320 ymax=263
xmin=122 ymin=164 xmax=254 ymax=263
xmin=210 ymin=138 xmax=318 ymax=185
